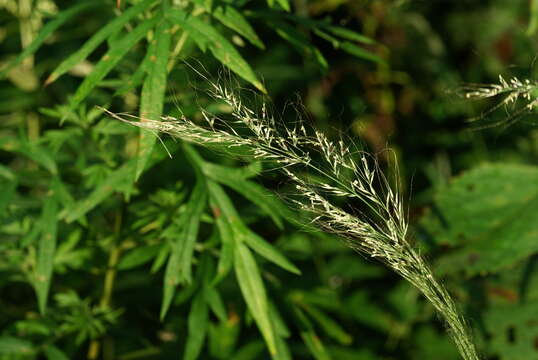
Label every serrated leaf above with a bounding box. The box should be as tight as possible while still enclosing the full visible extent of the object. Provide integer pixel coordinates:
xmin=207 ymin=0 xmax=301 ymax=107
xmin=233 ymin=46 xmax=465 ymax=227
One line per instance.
xmin=0 ymin=2 xmax=97 ymax=80
xmin=234 ymin=242 xmax=277 ymax=355
xmin=34 ymin=194 xmax=59 ymax=314
xmin=213 ymin=5 xmax=265 ymax=49
xmin=45 ymin=0 xmax=155 ymax=85
xmin=419 ymin=163 xmax=538 ymax=276
xmin=169 ymin=9 xmax=266 ymax=93
xmin=135 ymin=16 xmax=172 ymax=180
xmin=484 ymin=301 xmax=538 ymax=360
xmin=183 ymin=290 xmax=209 ymax=360
xmin=69 ymin=17 xmax=159 ymax=112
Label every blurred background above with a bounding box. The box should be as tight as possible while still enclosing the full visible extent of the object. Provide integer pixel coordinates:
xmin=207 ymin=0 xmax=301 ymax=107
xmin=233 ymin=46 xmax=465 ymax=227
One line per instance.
xmin=1 ymin=0 xmax=538 ymax=359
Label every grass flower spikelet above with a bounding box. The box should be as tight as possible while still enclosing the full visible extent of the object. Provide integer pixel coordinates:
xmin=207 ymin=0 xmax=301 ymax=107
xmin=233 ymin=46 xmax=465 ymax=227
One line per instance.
xmin=107 ymin=81 xmax=480 ymax=360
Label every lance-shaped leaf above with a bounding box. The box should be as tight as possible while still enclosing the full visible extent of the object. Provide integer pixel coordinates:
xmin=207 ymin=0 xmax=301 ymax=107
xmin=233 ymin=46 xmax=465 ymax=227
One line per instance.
xmin=45 ymin=0 xmax=156 ymax=85
xmin=202 ymin=163 xmax=284 ymax=229
xmin=234 ymin=241 xmax=277 ymax=355
xmin=168 ymin=9 xmax=266 ymax=93
xmin=160 ymin=180 xmax=207 ymax=319
xmin=212 ymin=5 xmax=265 ymax=49
xmin=34 ymin=194 xmax=59 ymax=314
xmin=135 ymin=16 xmax=172 ymax=180
xmin=63 ymin=160 xmax=135 ymax=223
xmin=241 ymin=228 xmax=300 ymax=275
xmin=183 ymin=290 xmax=209 ymax=360
xmin=0 ymin=2 xmax=97 ymax=79
xmin=69 ymin=17 xmax=159 ymax=112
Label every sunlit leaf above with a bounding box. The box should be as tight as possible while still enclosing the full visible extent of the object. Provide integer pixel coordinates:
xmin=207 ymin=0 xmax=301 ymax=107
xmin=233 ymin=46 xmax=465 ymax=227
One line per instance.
xmin=69 ymin=17 xmax=159 ymax=112
xmin=169 ymin=9 xmax=266 ymax=93
xmin=213 ymin=5 xmax=265 ymax=49
xmin=0 ymin=2 xmax=97 ymax=79
xmin=136 ymin=15 xmax=172 ymax=180
xmin=45 ymin=0 xmax=156 ymax=85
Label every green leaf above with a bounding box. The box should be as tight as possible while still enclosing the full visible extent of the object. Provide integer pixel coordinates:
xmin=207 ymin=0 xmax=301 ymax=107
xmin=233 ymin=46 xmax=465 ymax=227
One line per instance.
xmin=339 ymin=42 xmax=384 ymax=64
xmin=207 ymin=180 xmax=241 ymax=226
xmin=212 ymin=204 xmax=235 ymax=285
xmin=0 ymin=336 xmax=35 ymax=355
xmin=168 ymin=9 xmax=266 ymax=93
xmin=528 ymin=0 xmax=538 ymax=35
xmin=208 ymin=314 xmax=241 ymax=359
xmin=135 ymin=16 xmax=172 ymax=180
xmin=183 ymin=290 xmax=210 ymax=360
xmin=206 ymin=287 xmax=227 ymax=323
xmin=201 ymin=161 xmax=262 ymax=180
xmin=0 ymin=177 xmax=17 ymax=217
xmin=44 ymin=345 xmax=70 ymax=360
xmin=161 ymin=180 xmax=207 ymax=319
xmin=69 ymin=17 xmax=159 ymax=112
xmin=7 ymin=139 xmax=58 ymax=175
xmin=45 ymin=0 xmax=156 ymax=85
xmin=292 ymin=305 xmax=331 ymax=360
xmin=34 ymin=194 xmax=59 ymax=314
xmin=234 ymin=241 xmax=277 ymax=355
xmin=207 ymin=179 xmax=298 ymax=274
xmin=484 ymin=301 xmax=538 ymax=360
xmin=212 ymin=5 xmax=265 ymax=49
xmin=420 ymin=163 xmax=538 ymax=276
xmin=64 ymin=161 xmax=135 ymax=223
xmin=270 ymin=21 xmax=328 ymax=70
xmin=241 ymin=228 xmax=300 ymax=275
xmin=324 ymin=26 xmax=375 ymax=45
xmin=266 ymin=0 xmax=290 ymax=11
xmin=117 ymin=244 xmax=162 ymax=270
xmin=204 ymin=165 xmax=284 ymax=228
xmin=0 ymin=2 xmax=97 ymax=80
xmin=301 ymin=304 xmax=352 ymax=345
xmin=232 ymin=341 xmax=265 ymax=360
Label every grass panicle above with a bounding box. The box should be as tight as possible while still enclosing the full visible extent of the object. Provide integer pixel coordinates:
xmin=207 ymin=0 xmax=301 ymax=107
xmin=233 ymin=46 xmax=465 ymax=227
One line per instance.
xmin=106 ymin=80 xmax=480 ymax=360
xmin=461 ymin=75 xmax=538 ymax=129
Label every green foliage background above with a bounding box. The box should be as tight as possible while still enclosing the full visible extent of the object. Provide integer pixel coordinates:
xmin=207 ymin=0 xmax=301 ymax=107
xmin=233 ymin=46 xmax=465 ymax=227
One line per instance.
xmin=1 ymin=0 xmax=538 ymax=359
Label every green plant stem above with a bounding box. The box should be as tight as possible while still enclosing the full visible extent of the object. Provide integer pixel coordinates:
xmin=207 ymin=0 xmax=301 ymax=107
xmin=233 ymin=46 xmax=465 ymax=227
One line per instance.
xmin=167 ymin=30 xmax=189 ymax=72
xmin=87 ymin=210 xmax=123 ymax=360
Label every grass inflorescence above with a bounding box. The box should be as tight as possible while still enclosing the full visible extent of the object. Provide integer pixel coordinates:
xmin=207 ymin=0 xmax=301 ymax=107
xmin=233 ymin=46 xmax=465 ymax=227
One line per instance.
xmin=107 ymin=80 xmax=480 ymax=360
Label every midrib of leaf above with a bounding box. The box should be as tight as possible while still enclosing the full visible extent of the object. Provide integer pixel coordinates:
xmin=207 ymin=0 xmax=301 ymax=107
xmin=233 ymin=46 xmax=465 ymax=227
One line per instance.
xmin=135 ymin=11 xmax=172 ymax=180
